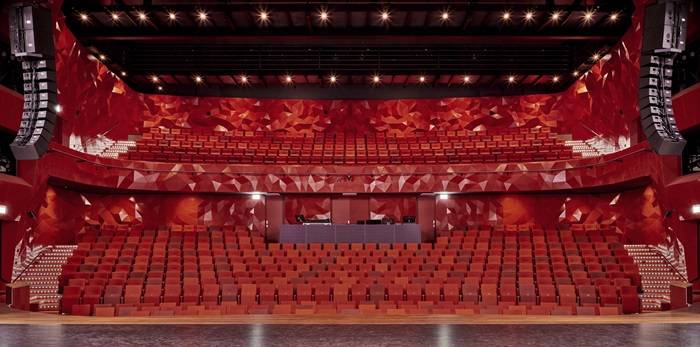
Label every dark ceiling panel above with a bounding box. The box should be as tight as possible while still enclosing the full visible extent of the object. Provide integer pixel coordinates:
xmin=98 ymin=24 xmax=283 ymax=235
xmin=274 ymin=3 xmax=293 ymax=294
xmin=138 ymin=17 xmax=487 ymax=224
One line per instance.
xmin=61 ymin=0 xmax=635 ymax=99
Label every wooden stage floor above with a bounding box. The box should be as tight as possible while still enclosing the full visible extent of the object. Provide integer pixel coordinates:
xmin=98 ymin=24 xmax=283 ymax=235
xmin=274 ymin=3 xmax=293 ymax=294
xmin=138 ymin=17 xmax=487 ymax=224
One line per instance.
xmin=1 ymin=305 xmax=700 ymax=325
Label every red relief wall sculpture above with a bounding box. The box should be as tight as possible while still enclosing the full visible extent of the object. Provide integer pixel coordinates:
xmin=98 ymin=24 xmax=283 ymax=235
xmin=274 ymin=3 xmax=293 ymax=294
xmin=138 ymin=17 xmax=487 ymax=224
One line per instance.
xmin=33 ymin=185 xmax=267 ymax=246
xmin=51 ymin=1 xmax=647 ymax=150
xmin=435 ymin=185 xmax=665 ymax=244
xmin=283 ymin=194 xmax=332 ymax=224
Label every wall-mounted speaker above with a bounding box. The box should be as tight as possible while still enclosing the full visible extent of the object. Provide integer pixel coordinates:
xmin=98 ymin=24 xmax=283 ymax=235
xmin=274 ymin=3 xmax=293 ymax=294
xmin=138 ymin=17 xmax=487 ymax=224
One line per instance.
xmin=638 ymin=0 xmax=689 ymax=156
xmin=9 ymin=5 xmax=57 ymax=160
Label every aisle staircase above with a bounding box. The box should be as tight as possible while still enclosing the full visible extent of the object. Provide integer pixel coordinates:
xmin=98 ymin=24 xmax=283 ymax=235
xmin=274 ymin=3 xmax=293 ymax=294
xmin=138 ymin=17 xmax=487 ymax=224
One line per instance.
xmin=625 ymin=244 xmax=686 ymax=312
xmin=13 ymin=245 xmax=76 ymax=311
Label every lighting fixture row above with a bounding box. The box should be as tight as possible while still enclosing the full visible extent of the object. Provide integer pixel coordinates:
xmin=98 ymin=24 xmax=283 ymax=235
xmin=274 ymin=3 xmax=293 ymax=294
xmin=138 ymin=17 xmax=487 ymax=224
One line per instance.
xmin=140 ymin=74 xmax=566 ymax=89
xmin=77 ymin=8 xmax=622 ymax=26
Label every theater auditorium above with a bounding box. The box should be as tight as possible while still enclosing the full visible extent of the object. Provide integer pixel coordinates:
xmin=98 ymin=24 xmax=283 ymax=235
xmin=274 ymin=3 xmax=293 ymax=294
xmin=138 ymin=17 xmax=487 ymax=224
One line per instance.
xmin=0 ymin=0 xmax=699 ymax=345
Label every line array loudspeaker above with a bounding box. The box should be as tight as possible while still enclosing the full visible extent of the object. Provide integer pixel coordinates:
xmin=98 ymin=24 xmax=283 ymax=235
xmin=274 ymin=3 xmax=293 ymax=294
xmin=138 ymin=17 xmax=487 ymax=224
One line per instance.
xmin=9 ymin=5 xmax=57 ymax=160
xmin=638 ymin=1 xmax=688 ymax=156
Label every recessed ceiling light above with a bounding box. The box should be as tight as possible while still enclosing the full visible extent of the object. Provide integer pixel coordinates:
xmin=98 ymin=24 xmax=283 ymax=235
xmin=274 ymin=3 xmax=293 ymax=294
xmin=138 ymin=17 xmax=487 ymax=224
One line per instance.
xmin=157 ymin=86 xmax=163 ymax=91
xmin=609 ymin=13 xmax=620 ymax=22
xmin=111 ymin=12 xmax=120 ymax=21
xmin=508 ymin=75 xmax=516 ymax=83
xmin=463 ymin=75 xmax=471 ymax=83
xmin=0 ymin=204 xmax=7 ymax=215
xmin=502 ymin=11 xmax=511 ymax=21
xmin=572 ymin=71 xmax=580 ymax=77
xmin=524 ymin=11 xmax=535 ymax=22
xmin=551 ymin=11 xmax=562 ymax=22
xmin=258 ymin=10 xmax=270 ymax=24
xmin=552 ymin=75 xmax=560 ymax=83
xmin=168 ymin=12 xmax=177 ymax=20
xmin=137 ymin=11 xmax=147 ymax=21
xmin=592 ymin=53 xmax=600 ymax=61
xmin=151 ymin=75 xmax=159 ymax=83
xmin=379 ymin=10 xmax=391 ymax=23
xmin=329 ymin=75 xmax=338 ymax=84
xmin=98 ymin=54 xmax=106 ymax=60
xmin=120 ymin=71 xmax=127 ymax=77
xmin=439 ymin=193 xmax=449 ymax=200
xmin=441 ymin=11 xmax=450 ymax=22
xmin=194 ymin=75 xmax=203 ymax=83
xmin=419 ymin=76 xmax=426 ymax=83
xmin=79 ymin=13 xmax=89 ymax=21
xmin=284 ymin=75 xmax=293 ymax=83
xmin=319 ymin=9 xmax=330 ymax=23
xmin=54 ymin=104 xmax=62 ymax=113
xmin=252 ymin=193 xmax=262 ymax=200
xmin=240 ymin=75 xmax=249 ymax=84
xmin=197 ymin=11 xmax=208 ymax=21
xmin=583 ymin=10 xmax=595 ymax=23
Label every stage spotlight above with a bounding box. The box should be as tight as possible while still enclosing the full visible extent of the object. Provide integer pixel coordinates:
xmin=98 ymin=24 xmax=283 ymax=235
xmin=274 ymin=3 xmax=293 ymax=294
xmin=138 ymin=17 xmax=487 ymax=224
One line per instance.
xmin=372 ymin=74 xmax=381 ymax=84
xmin=157 ymin=86 xmax=163 ymax=91
xmin=609 ymin=13 xmax=620 ymax=22
xmin=54 ymin=104 xmax=63 ymax=113
xmin=98 ymin=54 xmax=106 ymax=61
xmin=591 ymin=53 xmax=600 ymax=61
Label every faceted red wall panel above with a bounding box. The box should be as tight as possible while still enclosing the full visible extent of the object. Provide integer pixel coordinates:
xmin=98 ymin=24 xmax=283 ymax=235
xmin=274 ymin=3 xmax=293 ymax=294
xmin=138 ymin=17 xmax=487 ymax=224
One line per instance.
xmin=369 ymin=195 xmax=417 ymax=222
xmin=283 ymin=195 xmax=331 ymax=224
xmin=52 ymin=1 xmax=646 ymax=150
xmin=435 ymin=185 xmax=665 ymax=244
xmin=34 ymin=185 xmax=266 ymax=246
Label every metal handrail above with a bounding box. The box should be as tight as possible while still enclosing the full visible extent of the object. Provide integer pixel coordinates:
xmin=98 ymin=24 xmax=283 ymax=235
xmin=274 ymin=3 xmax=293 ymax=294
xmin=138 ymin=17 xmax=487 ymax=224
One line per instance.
xmin=650 ymin=246 xmax=689 ymax=283
xmin=12 ymin=246 xmax=52 ymax=284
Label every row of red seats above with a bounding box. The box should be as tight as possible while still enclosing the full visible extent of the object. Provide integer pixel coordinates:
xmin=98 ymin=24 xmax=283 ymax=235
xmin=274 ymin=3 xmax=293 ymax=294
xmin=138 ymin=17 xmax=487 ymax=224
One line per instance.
xmin=136 ymin=137 xmax=560 ymax=151
xmin=68 ymin=301 xmax=626 ymax=316
xmin=125 ymin=149 xmax=576 ymax=165
xmin=62 ymin=281 xmax=639 ymax=316
xmin=145 ymin=126 xmax=551 ymax=140
xmin=60 ymin=224 xmax=641 ymax=316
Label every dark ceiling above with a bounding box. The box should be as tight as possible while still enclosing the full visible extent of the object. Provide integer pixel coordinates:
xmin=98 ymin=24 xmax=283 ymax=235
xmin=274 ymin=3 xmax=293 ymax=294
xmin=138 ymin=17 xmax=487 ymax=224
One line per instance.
xmin=62 ymin=1 xmax=635 ymax=99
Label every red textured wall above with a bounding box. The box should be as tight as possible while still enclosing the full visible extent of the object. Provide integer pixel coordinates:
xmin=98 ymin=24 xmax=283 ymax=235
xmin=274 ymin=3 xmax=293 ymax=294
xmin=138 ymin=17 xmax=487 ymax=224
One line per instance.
xmin=34 ymin=185 xmax=267 ymax=246
xmin=52 ymin=1 xmax=645 ymax=150
xmin=435 ymin=186 xmax=665 ymax=244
